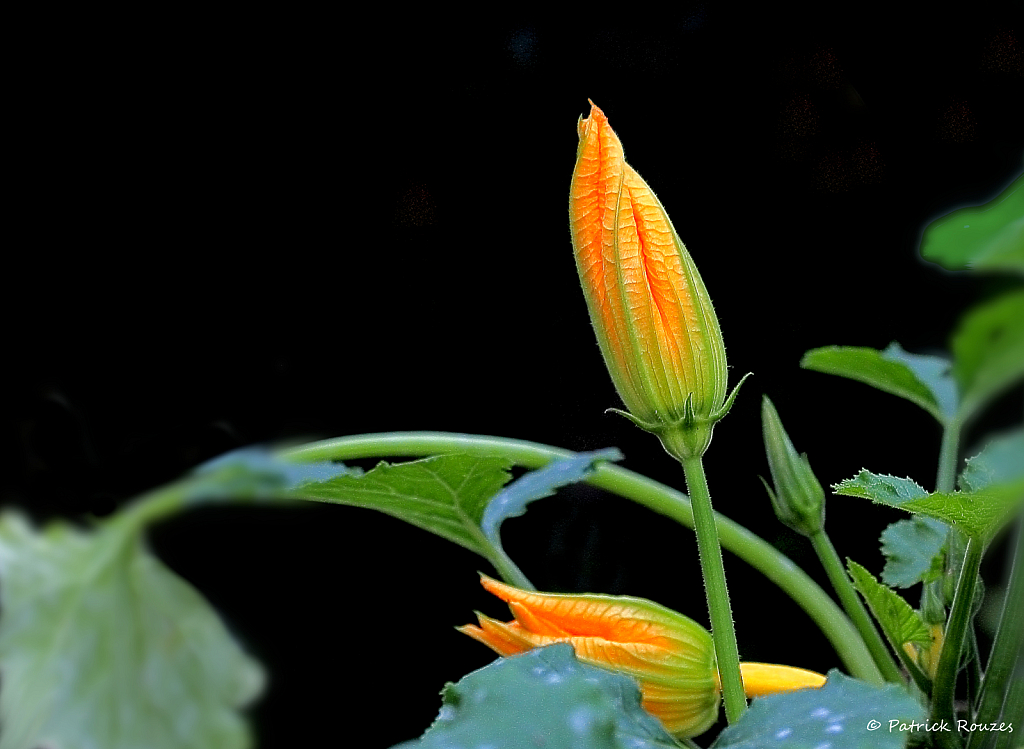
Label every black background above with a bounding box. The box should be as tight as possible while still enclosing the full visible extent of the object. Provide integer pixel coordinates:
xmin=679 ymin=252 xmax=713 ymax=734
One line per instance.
xmin=5 ymin=7 xmax=1023 ymax=748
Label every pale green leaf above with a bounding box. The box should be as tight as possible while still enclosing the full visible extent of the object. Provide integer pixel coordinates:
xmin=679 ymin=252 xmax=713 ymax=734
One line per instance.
xmin=952 ymin=288 xmax=1024 ymax=421
xmin=0 ymin=512 xmax=264 ymax=749
xmin=290 ymin=453 xmax=513 ymax=556
xmin=959 ymin=429 xmax=1024 ymax=493
xmin=880 ymin=517 xmax=948 ymax=588
xmin=848 ymin=560 xmax=931 ymax=649
xmin=712 ymin=669 xmax=924 ymax=749
xmin=800 ymin=345 xmax=949 ymax=423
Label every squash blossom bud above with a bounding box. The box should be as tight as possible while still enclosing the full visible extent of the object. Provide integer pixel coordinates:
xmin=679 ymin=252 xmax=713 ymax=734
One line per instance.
xmin=458 ymin=575 xmax=826 ymax=739
xmin=760 ymin=396 xmax=825 ymax=536
xmin=569 ymin=101 xmax=745 ymax=459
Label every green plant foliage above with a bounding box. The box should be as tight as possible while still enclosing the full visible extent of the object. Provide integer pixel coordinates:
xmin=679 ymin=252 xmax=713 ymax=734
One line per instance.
xmin=0 ymin=512 xmax=264 ymax=749
xmin=800 ymin=343 xmax=954 ymax=423
xmin=958 ymin=429 xmax=1024 ymax=493
xmin=920 ymin=171 xmax=1024 ymax=275
xmin=952 ymin=288 xmax=1024 ymax=421
xmin=711 ymin=669 xmax=925 ymax=749
xmin=847 ymin=560 xmax=931 ymax=651
xmin=190 ymin=446 xmax=355 ymax=503
xmin=291 ymin=453 xmax=514 ymax=555
xmin=480 ymin=448 xmax=622 ymax=547
xmin=392 ymin=643 xmax=679 ymax=749
xmin=880 ymin=517 xmax=948 ymax=588
xmin=834 ymin=468 xmax=1024 ymax=542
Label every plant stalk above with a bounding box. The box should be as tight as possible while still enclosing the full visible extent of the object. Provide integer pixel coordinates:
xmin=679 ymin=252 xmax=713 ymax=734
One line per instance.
xmin=809 ymin=530 xmax=905 ymax=683
xmin=932 ymin=536 xmax=985 ymax=749
xmin=680 ymin=454 xmax=746 ymax=724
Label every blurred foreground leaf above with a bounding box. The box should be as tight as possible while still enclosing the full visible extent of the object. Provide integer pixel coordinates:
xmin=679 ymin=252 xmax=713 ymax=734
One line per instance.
xmin=392 ymin=643 xmax=678 ymax=749
xmin=711 ymin=670 xmax=924 ymax=749
xmin=0 ymin=512 xmax=264 ymax=749
xmin=920 ymin=172 xmax=1024 ymax=275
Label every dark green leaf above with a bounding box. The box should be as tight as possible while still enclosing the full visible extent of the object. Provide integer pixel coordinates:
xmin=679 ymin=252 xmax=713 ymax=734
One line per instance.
xmin=847 ymin=560 xmax=931 ymax=649
xmin=0 ymin=512 xmax=264 ymax=749
xmin=920 ymin=172 xmax=1024 ymax=275
xmin=952 ymin=288 xmax=1024 ymax=421
xmin=711 ymin=669 xmax=925 ymax=749
xmin=291 ymin=453 xmax=513 ymax=556
xmin=393 ymin=644 xmax=679 ymax=749
xmin=834 ymin=469 xmax=1024 ymax=542
xmin=880 ymin=517 xmax=948 ymax=588
xmin=800 ymin=345 xmax=949 ymax=423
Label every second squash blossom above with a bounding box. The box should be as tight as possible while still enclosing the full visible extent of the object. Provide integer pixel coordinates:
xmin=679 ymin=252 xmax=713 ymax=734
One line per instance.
xmin=569 ymin=101 xmax=742 ymax=459
xmin=459 ymin=575 xmax=827 ymax=738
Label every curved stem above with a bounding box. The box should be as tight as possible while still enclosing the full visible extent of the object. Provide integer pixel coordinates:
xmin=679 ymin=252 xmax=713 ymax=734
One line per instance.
xmin=281 ymin=431 xmax=882 ymax=684
xmin=932 ymin=537 xmax=985 ymax=749
xmin=680 ymin=455 xmax=746 ymax=724
xmin=809 ymin=530 xmax=905 ymax=683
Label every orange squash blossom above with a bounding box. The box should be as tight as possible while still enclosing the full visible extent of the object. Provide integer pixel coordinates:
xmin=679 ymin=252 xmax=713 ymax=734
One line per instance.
xmin=569 ymin=101 xmax=743 ymax=459
xmin=459 ymin=575 xmax=826 ymax=738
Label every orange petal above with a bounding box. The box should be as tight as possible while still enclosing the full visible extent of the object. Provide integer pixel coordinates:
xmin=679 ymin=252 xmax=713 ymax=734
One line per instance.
xmin=478 ymin=574 xmax=693 ymax=649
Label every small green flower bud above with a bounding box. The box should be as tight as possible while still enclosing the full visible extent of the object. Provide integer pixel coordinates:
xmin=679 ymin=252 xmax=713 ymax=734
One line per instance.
xmin=760 ymin=396 xmax=825 ymax=536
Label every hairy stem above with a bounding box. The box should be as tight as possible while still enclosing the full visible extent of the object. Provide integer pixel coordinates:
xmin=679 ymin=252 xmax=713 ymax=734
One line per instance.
xmin=809 ymin=530 xmax=905 ymax=683
xmin=680 ymin=455 xmax=746 ymax=724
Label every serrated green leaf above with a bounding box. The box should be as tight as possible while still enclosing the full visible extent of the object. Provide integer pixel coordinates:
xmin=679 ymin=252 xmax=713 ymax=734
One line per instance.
xmin=880 ymin=517 xmax=949 ymax=588
xmin=952 ymin=288 xmax=1024 ymax=421
xmin=711 ymin=669 xmax=925 ymax=749
xmin=480 ymin=449 xmax=622 ymax=546
xmin=800 ymin=344 xmax=950 ymax=423
xmin=0 ymin=512 xmax=264 ymax=749
xmin=291 ymin=453 xmax=513 ymax=556
xmin=848 ymin=560 xmax=931 ymax=650
xmin=921 ymin=171 xmax=1024 ymax=275
xmin=393 ymin=644 xmax=679 ymax=749
xmin=835 ymin=468 xmax=1024 ymax=541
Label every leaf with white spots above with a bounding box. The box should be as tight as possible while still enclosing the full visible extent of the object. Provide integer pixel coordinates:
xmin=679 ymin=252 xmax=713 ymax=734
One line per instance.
xmin=711 ymin=670 xmax=925 ymax=749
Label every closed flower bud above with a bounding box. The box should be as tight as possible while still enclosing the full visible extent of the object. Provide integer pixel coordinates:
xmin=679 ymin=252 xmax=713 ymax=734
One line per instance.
xmin=760 ymin=396 xmax=825 ymax=536
xmin=569 ymin=101 xmax=745 ymax=459
xmin=458 ymin=575 xmax=826 ymax=738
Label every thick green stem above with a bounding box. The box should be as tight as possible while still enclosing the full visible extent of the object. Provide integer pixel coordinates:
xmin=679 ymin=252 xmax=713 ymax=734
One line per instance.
xmin=282 ymin=431 xmax=882 ymax=683
xmin=809 ymin=530 xmax=905 ymax=683
xmin=936 ymin=417 xmax=962 ymax=495
xmin=932 ymin=537 xmax=985 ymax=749
xmin=679 ymin=455 xmax=746 ymax=724
xmin=967 ymin=516 xmax=1024 ymax=749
